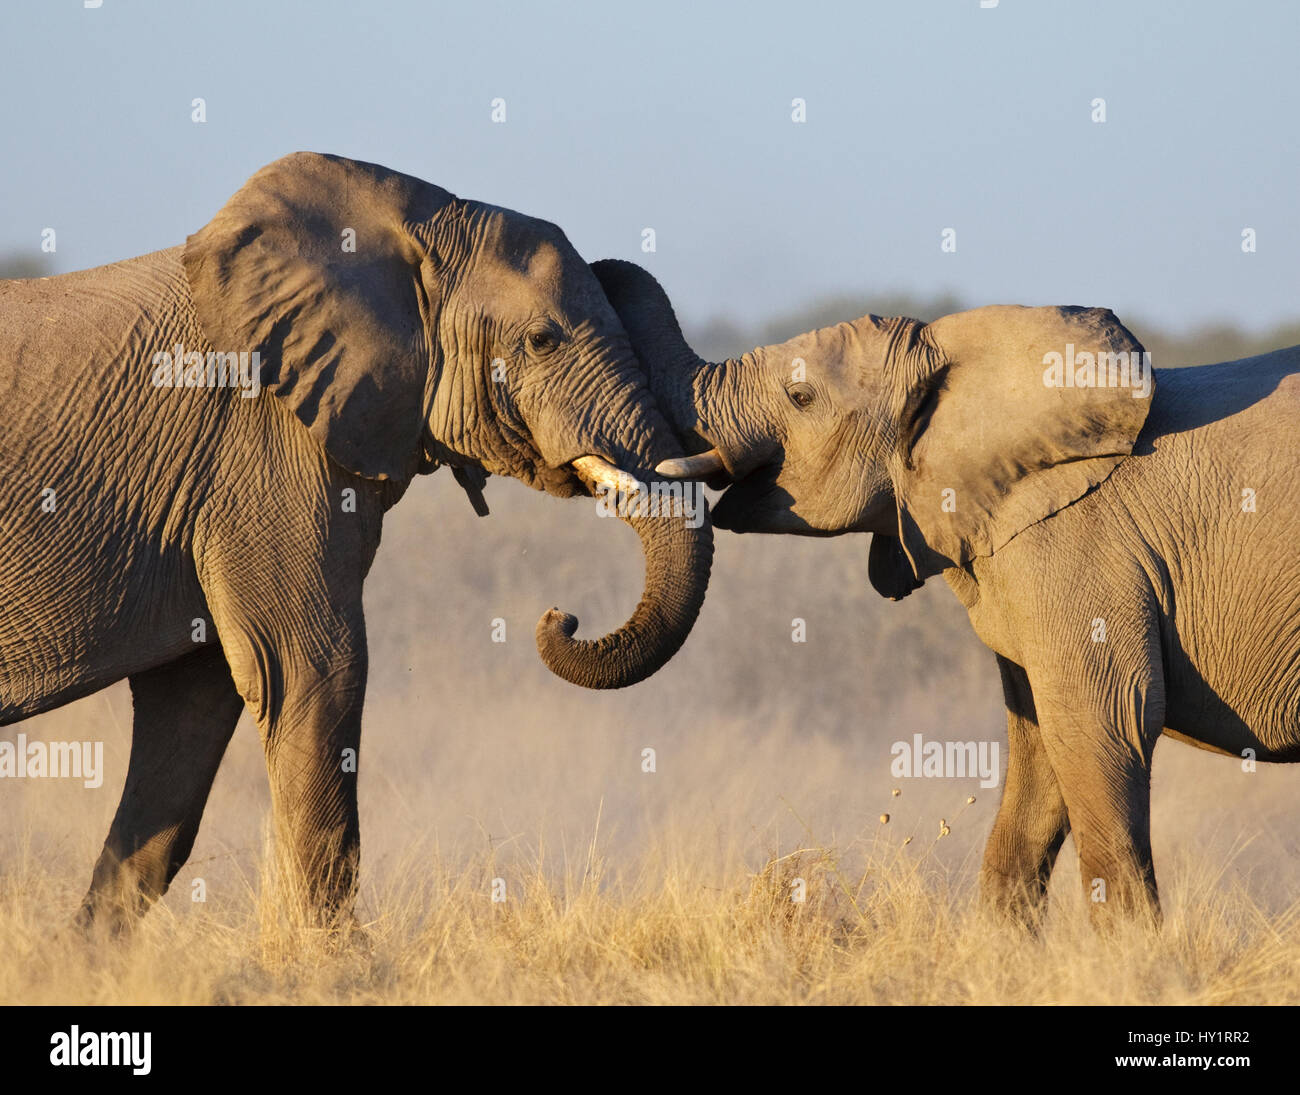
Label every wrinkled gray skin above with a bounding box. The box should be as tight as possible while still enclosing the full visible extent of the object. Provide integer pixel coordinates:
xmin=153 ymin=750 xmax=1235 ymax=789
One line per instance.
xmin=0 ymin=155 xmax=713 ymax=931
xmin=595 ymin=259 xmax=1300 ymax=928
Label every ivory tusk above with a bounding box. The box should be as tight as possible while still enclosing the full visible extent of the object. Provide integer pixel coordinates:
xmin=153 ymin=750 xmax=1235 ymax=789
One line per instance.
xmin=572 ymin=455 xmax=643 ymax=495
xmin=655 ymin=449 xmax=726 ymax=479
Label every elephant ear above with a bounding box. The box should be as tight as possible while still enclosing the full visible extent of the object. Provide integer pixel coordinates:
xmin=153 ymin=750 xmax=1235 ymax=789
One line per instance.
xmin=182 ymin=151 xmax=455 ymax=480
xmin=891 ymin=304 xmax=1153 ymax=580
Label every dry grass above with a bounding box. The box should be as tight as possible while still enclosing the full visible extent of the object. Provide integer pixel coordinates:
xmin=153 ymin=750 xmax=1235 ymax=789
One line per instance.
xmin=3 ymin=811 xmax=1299 ymax=1006
xmin=3 ymin=475 xmax=1298 ymax=1005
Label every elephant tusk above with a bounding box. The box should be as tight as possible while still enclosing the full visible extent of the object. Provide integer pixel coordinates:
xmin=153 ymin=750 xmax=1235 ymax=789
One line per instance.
xmin=655 ymin=449 xmax=726 ymax=479
xmin=572 ymin=454 xmax=643 ymax=495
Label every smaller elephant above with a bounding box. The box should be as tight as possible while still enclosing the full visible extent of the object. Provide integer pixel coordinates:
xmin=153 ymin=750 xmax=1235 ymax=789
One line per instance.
xmin=594 ymin=258 xmax=1300 ymax=926
xmin=0 ymin=156 xmax=713 ymax=931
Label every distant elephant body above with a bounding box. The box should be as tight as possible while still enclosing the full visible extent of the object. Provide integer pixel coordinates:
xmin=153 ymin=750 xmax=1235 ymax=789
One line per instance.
xmin=595 ymin=259 xmax=1300 ymax=924
xmin=0 ymin=155 xmax=713 ymax=930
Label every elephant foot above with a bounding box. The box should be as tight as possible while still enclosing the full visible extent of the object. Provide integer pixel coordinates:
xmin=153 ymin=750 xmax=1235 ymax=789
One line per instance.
xmin=978 ymin=868 xmax=1051 ymax=933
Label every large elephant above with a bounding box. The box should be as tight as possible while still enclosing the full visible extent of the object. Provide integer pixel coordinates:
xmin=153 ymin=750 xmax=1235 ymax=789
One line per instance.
xmin=594 ymin=258 xmax=1300 ymax=927
xmin=0 ymin=154 xmax=713 ymax=930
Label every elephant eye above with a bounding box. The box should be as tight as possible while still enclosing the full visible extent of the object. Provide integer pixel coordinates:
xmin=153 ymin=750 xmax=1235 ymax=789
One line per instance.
xmin=788 ymin=383 xmax=816 ymax=409
xmin=526 ymin=328 xmax=559 ymax=354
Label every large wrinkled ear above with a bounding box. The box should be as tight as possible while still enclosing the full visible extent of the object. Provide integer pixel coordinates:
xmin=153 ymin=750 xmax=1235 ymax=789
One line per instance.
xmin=183 ymin=151 xmax=456 ymax=480
xmin=891 ymin=305 xmax=1153 ymax=579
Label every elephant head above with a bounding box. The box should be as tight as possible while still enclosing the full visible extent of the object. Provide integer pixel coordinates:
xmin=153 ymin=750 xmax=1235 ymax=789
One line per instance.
xmin=592 ymin=259 xmax=1152 ymax=596
xmin=182 ymin=154 xmax=712 ymax=688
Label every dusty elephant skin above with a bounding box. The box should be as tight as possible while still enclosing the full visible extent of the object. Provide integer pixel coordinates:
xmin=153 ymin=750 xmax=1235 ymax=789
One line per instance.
xmin=0 ymin=154 xmax=713 ymax=931
xmin=596 ymin=258 xmax=1300 ymax=929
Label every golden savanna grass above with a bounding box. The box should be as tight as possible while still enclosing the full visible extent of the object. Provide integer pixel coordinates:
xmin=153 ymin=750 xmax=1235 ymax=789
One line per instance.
xmin=3 ymin=472 xmax=1299 ymax=1005
xmin=3 ymin=816 xmax=1299 ymax=1005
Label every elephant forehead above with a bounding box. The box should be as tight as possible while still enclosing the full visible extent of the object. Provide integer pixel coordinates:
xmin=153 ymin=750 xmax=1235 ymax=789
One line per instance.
xmin=518 ymin=240 xmax=573 ymax=299
xmin=476 ymin=248 xmax=610 ymax=323
xmin=469 ymin=207 xmax=563 ymax=267
xmin=775 ymin=321 xmax=873 ymax=379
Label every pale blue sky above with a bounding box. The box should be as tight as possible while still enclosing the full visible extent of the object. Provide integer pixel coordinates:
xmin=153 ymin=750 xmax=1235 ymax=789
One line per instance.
xmin=1 ymin=0 xmax=1296 ymax=332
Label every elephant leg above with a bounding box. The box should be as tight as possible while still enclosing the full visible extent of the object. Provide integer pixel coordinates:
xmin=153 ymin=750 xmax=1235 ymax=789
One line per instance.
xmin=1031 ymin=660 xmax=1164 ymax=929
xmin=78 ymin=645 xmax=244 ymax=931
xmin=256 ymin=657 xmax=366 ymax=928
xmin=979 ymin=656 xmax=1069 ymax=925
xmin=199 ymin=547 xmax=370 ymax=930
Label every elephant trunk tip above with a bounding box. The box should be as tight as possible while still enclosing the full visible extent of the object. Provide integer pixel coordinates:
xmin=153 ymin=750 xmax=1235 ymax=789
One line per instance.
xmin=538 ymin=608 xmax=579 ymax=640
xmin=535 ymin=607 xmax=653 ymax=691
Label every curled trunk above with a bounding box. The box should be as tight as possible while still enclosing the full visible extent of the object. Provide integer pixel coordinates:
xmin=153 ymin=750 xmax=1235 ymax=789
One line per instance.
xmin=535 ymin=499 xmax=713 ymax=689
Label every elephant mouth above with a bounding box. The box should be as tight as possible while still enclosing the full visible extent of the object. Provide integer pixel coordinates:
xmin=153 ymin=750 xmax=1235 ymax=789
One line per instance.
xmin=655 ymin=447 xmax=784 ymax=533
xmin=656 ymin=448 xmax=818 ymax=535
xmin=711 ymin=463 xmax=781 ymax=532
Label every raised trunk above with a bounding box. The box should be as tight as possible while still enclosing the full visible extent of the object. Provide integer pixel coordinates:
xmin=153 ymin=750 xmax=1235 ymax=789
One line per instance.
xmin=590 ymin=260 xmax=709 ymax=446
xmin=535 ymin=498 xmax=713 ymax=689
xmin=590 ymin=260 xmax=765 ymax=481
